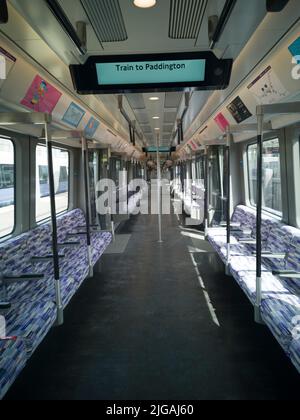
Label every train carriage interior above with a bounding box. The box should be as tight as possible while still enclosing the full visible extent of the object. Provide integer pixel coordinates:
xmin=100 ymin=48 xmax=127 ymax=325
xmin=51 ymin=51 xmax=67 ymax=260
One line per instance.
xmin=0 ymin=0 xmax=300 ymax=402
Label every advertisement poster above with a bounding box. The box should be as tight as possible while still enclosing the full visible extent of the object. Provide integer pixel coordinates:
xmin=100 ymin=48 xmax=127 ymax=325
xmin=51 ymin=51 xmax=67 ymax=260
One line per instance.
xmin=227 ymin=96 xmax=252 ymax=124
xmin=20 ymin=75 xmax=62 ymax=113
xmin=62 ymin=102 xmax=85 ymax=128
xmin=214 ymin=112 xmax=230 ymax=132
xmin=247 ymin=66 xmax=290 ymax=105
xmin=84 ymin=116 xmax=100 ymax=138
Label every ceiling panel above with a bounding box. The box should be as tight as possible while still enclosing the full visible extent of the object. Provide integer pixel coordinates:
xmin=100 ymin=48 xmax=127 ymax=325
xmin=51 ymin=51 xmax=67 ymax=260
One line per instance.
xmin=164 ymin=111 xmax=177 ymax=124
xmin=126 ymin=94 xmax=145 ymax=110
xmin=164 ymin=92 xmax=183 ymax=109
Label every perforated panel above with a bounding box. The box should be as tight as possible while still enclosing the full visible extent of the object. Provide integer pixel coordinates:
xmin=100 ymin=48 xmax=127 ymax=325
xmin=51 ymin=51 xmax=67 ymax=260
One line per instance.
xmin=80 ymin=0 xmax=128 ymax=43
xmin=169 ymin=0 xmax=207 ymax=39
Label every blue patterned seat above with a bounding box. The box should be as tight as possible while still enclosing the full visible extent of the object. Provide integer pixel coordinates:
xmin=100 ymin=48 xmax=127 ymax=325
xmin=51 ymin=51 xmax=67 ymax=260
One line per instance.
xmin=4 ymin=300 xmax=57 ymax=357
xmin=208 ymin=205 xmax=300 ymax=374
xmin=0 ymin=339 xmax=27 ymax=400
xmin=0 ymin=208 xmax=112 ymax=398
xmin=261 ymin=294 xmax=300 ymax=353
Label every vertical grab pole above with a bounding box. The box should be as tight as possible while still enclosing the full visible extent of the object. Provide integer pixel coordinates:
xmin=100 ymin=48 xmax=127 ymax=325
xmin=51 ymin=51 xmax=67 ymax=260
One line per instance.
xmin=255 ymin=107 xmax=264 ymax=324
xmin=204 ymin=147 xmax=209 ymax=238
xmin=156 ymin=133 xmax=163 ymax=243
xmin=82 ymin=136 xmax=93 ymax=278
xmin=226 ymin=129 xmax=232 ymax=273
xmin=45 ymin=122 xmax=63 ymax=326
xmin=107 ymin=147 xmax=115 ymax=241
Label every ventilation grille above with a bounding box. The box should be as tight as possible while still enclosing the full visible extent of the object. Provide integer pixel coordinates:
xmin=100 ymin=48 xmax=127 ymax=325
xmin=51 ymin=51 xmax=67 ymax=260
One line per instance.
xmin=169 ymin=0 xmax=207 ymax=39
xmin=80 ymin=0 xmax=128 ymax=43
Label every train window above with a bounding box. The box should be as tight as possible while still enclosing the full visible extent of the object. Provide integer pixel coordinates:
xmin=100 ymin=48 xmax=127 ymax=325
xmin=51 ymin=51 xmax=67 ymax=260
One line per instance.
xmin=0 ymin=138 xmax=15 ymax=238
xmin=247 ymin=138 xmax=282 ymax=216
xmin=36 ymin=145 xmax=70 ymax=222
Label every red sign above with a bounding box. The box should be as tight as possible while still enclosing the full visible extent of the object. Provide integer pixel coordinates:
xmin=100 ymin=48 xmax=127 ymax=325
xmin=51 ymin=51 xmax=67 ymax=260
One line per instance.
xmin=214 ymin=112 xmax=230 ymax=132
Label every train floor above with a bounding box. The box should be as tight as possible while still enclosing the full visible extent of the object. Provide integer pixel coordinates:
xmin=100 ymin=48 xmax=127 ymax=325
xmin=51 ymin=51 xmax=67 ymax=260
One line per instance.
xmin=5 ymin=213 xmax=300 ymax=400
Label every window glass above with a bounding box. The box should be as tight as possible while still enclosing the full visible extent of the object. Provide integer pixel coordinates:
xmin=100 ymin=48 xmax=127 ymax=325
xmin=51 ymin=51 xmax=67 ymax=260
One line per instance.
xmin=248 ymin=138 xmax=282 ymax=216
xmin=0 ymin=138 xmax=15 ymax=238
xmin=36 ymin=145 xmax=69 ymax=222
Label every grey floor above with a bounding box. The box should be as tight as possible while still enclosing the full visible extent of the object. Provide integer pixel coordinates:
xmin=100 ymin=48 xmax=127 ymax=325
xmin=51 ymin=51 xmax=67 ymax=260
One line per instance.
xmin=5 ymin=213 xmax=300 ymax=400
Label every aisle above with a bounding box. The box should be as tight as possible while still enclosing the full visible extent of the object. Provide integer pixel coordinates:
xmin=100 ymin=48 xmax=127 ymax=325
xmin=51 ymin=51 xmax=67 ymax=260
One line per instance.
xmin=5 ymin=214 xmax=299 ymax=400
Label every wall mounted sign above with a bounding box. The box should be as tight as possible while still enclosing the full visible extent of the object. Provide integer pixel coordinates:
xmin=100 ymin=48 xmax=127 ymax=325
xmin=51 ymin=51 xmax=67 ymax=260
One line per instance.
xmin=62 ymin=102 xmax=85 ymax=128
xmin=247 ymin=66 xmax=290 ymax=105
xmin=214 ymin=112 xmax=230 ymax=132
xmin=227 ymin=96 xmax=252 ymax=124
xmin=0 ymin=46 xmax=16 ymax=87
xmin=84 ymin=116 xmax=100 ymax=138
xmin=70 ymin=52 xmax=233 ymax=94
xmin=21 ymin=75 xmax=62 ymax=113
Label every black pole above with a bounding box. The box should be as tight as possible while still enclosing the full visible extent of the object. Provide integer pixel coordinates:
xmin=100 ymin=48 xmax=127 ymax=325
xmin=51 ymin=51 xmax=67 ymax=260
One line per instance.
xmin=82 ymin=138 xmax=91 ymax=248
xmin=204 ymin=148 xmax=209 ymax=235
xmin=256 ymin=135 xmax=263 ymax=278
xmin=255 ymin=112 xmax=264 ymax=323
xmin=47 ymin=141 xmax=60 ymax=279
xmin=226 ymin=134 xmax=231 ymax=263
xmin=45 ymin=123 xmax=63 ymax=325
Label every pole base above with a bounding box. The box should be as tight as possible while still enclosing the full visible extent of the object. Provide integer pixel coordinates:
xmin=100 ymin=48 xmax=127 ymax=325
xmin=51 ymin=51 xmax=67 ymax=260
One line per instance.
xmin=225 ymin=265 xmax=231 ymax=276
xmin=254 ymin=305 xmax=264 ymax=325
xmin=55 ymin=306 xmax=64 ymax=327
xmin=88 ymin=266 xmax=94 ymax=279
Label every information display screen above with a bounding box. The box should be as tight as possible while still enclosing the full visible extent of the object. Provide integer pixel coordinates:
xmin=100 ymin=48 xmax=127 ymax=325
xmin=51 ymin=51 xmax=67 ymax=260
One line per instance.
xmin=96 ymin=59 xmax=206 ymax=86
xmin=70 ymin=52 xmax=233 ymax=95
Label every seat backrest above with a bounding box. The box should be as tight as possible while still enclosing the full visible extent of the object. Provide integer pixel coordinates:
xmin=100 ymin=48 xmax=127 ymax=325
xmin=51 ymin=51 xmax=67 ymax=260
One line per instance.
xmin=56 ymin=208 xmax=86 ymax=242
xmin=0 ymin=233 xmax=32 ymax=277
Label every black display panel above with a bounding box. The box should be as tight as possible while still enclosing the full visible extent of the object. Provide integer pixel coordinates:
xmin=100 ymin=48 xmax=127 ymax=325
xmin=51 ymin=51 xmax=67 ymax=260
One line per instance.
xmin=70 ymin=52 xmax=233 ymax=95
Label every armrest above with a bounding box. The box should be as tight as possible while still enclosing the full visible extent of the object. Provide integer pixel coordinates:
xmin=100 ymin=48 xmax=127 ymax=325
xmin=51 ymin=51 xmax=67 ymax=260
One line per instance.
xmin=253 ymin=252 xmax=286 ymax=259
xmin=0 ymin=302 xmax=11 ymax=311
xmin=31 ymin=255 xmax=65 ymax=263
xmin=220 ymin=222 xmax=241 ymax=228
xmin=239 ymin=238 xmax=256 ymax=244
xmin=67 ymin=232 xmax=88 ymax=237
xmin=58 ymin=242 xmax=80 ymax=248
xmin=272 ymin=270 xmax=300 ymax=279
xmin=3 ymin=274 xmax=44 ymax=284
xmin=77 ymin=225 xmax=99 ymax=229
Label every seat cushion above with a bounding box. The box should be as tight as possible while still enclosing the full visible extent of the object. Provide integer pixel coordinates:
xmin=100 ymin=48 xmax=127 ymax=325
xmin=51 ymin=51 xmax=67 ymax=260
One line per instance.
xmin=5 ymin=300 xmax=56 ymax=357
xmin=0 ymin=338 xmax=27 ymax=400
xmin=261 ymin=294 xmax=300 ymax=353
xmin=230 ymin=257 xmax=289 ymax=305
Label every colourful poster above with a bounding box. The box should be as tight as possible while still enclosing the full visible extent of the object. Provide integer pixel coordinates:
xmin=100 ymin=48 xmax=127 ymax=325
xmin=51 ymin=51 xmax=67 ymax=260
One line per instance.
xmin=247 ymin=66 xmax=290 ymax=105
xmin=20 ymin=75 xmax=62 ymax=113
xmin=84 ymin=117 xmax=100 ymax=138
xmin=62 ymin=102 xmax=85 ymax=128
xmin=214 ymin=113 xmax=230 ymax=132
xmin=289 ymin=37 xmax=300 ymax=63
